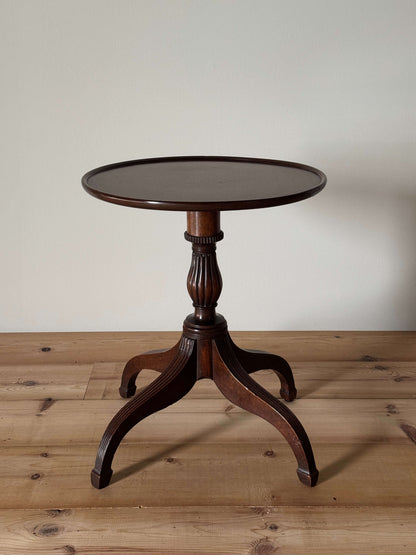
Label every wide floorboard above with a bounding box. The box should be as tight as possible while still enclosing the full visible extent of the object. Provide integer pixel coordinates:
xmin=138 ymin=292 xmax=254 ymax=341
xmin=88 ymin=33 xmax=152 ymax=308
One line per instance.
xmin=0 ymin=331 xmax=415 ymax=553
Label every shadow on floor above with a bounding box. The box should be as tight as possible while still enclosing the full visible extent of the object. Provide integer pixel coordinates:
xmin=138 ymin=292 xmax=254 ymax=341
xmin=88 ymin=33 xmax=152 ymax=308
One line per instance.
xmin=111 ymin=410 xmax=250 ymax=485
xmin=318 ymin=442 xmax=378 ymax=484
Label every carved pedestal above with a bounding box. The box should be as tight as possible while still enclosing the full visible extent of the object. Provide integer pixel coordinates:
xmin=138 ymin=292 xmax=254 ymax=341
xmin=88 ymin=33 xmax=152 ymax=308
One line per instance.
xmin=91 ymin=211 xmax=319 ymax=490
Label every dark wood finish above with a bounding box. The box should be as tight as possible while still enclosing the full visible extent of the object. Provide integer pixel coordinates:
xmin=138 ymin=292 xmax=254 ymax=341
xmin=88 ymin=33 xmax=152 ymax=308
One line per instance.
xmin=92 ymin=309 xmax=318 ymax=488
xmin=85 ymin=156 xmax=325 ymax=491
xmin=119 ymin=343 xmax=180 ymax=398
xmin=187 ymin=211 xmax=221 ymax=236
xmin=185 ymin=220 xmax=223 ymax=324
xmin=82 ymin=156 xmax=326 ymax=212
xmin=91 ymin=219 xmax=320 ymax=490
xmin=212 ymin=334 xmax=318 ymax=487
xmin=119 ymin=340 xmax=296 ymax=400
xmin=91 ymin=335 xmax=197 ymax=489
xmin=230 ymin=340 xmax=297 ymax=402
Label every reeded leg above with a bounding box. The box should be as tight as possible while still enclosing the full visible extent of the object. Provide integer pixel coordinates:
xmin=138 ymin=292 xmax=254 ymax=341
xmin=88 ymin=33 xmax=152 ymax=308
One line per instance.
xmin=91 ymin=337 xmax=197 ymax=489
xmin=119 ymin=342 xmax=181 ymax=398
xmin=230 ymin=340 xmax=297 ymax=402
xmin=213 ymin=336 xmax=319 ymax=487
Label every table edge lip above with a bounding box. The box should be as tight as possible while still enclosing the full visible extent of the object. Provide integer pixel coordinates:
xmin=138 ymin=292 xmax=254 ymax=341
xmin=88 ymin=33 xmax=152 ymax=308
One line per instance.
xmin=81 ymin=155 xmax=327 ymax=212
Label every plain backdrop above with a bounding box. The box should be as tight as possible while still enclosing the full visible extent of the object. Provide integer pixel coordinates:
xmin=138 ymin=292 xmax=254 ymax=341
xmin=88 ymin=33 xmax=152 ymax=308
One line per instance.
xmin=1 ymin=0 xmax=415 ymax=332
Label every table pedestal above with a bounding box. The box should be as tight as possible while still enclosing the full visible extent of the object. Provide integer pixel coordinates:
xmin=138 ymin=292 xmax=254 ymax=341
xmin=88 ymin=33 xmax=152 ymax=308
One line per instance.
xmin=91 ymin=211 xmax=319 ymax=489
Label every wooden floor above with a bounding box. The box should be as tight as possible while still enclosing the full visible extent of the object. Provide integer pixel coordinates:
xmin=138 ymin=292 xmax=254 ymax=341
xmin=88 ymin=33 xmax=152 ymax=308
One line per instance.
xmin=0 ymin=331 xmax=415 ymax=554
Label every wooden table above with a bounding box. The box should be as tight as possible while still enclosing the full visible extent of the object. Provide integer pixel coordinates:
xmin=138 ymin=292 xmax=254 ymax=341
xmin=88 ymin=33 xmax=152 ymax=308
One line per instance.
xmin=82 ymin=155 xmax=326 ymax=490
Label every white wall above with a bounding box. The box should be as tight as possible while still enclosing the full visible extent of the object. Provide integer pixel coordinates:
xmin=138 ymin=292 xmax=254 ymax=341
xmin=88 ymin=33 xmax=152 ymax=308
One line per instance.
xmin=1 ymin=0 xmax=415 ymax=332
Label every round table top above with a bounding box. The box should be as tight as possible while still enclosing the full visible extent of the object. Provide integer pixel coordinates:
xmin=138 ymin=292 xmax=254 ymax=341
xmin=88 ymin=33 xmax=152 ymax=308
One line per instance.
xmin=82 ymin=156 xmax=326 ymax=211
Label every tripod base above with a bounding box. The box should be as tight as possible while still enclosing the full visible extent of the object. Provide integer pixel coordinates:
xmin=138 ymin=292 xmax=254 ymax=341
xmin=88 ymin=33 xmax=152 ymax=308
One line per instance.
xmin=91 ymin=315 xmax=319 ymax=489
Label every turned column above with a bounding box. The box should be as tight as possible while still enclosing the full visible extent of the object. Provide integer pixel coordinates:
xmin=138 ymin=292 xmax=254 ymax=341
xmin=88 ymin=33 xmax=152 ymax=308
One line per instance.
xmin=185 ymin=211 xmax=224 ymax=324
xmin=183 ymin=211 xmax=225 ymax=380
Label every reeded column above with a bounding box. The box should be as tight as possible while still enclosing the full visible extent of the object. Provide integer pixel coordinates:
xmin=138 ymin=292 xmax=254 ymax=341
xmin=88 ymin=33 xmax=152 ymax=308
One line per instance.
xmin=185 ymin=211 xmax=223 ymax=323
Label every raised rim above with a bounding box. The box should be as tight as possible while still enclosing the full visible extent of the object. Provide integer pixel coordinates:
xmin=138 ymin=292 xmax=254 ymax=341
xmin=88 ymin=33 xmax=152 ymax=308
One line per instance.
xmin=81 ymin=155 xmax=327 ymax=211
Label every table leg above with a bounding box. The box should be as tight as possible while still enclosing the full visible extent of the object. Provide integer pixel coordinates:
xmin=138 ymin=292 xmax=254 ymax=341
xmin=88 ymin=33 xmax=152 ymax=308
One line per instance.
xmin=91 ymin=336 xmax=197 ymax=489
xmin=229 ymin=340 xmax=297 ymax=402
xmin=212 ymin=334 xmax=319 ymax=487
xmin=119 ymin=341 xmax=181 ymax=398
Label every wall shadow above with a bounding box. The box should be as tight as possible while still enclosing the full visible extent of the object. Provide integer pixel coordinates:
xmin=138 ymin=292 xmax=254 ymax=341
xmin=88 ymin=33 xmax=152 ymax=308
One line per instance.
xmin=295 ymin=164 xmax=416 ymax=330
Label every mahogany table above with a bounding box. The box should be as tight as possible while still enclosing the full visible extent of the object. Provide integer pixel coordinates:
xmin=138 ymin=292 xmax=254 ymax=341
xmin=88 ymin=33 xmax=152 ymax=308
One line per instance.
xmin=82 ymin=156 xmax=326 ymax=490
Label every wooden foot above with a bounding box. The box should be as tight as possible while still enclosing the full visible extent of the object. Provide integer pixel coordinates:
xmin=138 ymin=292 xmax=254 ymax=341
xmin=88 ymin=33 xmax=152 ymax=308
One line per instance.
xmin=297 ymin=467 xmax=319 ymax=487
xmin=119 ymin=342 xmax=180 ymax=398
xmin=212 ymin=335 xmax=319 ymax=487
xmin=230 ymin=340 xmax=297 ymax=402
xmin=91 ymin=337 xmax=196 ymax=489
xmin=91 ymin=467 xmax=113 ymax=490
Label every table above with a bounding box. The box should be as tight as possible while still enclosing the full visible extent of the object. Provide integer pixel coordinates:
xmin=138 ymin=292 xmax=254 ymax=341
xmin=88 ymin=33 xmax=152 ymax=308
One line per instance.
xmin=82 ymin=155 xmax=326 ymax=490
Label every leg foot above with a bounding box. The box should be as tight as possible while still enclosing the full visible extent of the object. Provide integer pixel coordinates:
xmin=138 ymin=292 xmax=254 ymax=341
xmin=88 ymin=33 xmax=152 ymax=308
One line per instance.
xmin=297 ymin=467 xmax=319 ymax=487
xmin=280 ymin=384 xmax=297 ymax=403
xmin=92 ymin=337 xmax=196 ymax=489
xmin=119 ymin=383 xmax=137 ymax=399
xmin=119 ymin=342 xmax=180 ymax=398
xmin=231 ymin=340 xmax=297 ymax=402
xmin=213 ymin=336 xmax=318 ymax=487
xmin=91 ymin=467 xmax=113 ymax=489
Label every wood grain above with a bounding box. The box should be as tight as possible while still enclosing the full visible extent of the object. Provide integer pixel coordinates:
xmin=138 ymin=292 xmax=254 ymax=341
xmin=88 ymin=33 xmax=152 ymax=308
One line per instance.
xmin=0 ymin=398 xmax=414 ymax=446
xmin=1 ymin=443 xmax=416 ymax=509
xmin=0 ymin=363 xmax=92 ymax=400
xmin=1 ymin=331 xmax=416 ymax=553
xmin=1 ymin=331 xmax=415 ymax=364
xmin=1 ymin=360 xmax=414 ymax=401
xmin=1 ymin=506 xmax=415 ymax=554
xmin=85 ymin=360 xmax=416 ymax=400
xmin=0 ymin=398 xmax=416 ymax=445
